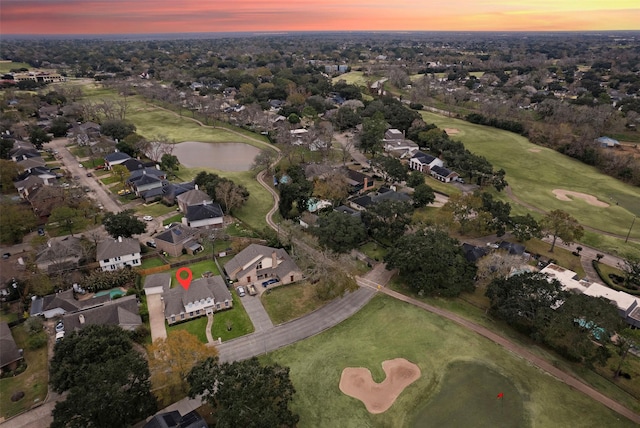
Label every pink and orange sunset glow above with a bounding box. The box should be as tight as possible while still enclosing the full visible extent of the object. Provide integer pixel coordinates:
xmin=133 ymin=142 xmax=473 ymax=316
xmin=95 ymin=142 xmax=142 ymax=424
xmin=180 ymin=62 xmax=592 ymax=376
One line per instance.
xmin=2 ymin=0 xmax=639 ymax=35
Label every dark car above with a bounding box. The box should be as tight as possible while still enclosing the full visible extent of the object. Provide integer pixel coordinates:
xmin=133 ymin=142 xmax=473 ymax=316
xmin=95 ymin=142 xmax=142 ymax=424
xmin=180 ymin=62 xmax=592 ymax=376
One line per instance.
xmin=86 ymin=172 xmax=93 ymax=177
xmin=38 ymin=227 xmax=45 ymax=236
xmin=262 ymin=278 xmax=279 ymax=287
xmin=146 ymin=241 xmax=157 ymax=248
xmin=2 ymin=253 xmax=10 ymax=259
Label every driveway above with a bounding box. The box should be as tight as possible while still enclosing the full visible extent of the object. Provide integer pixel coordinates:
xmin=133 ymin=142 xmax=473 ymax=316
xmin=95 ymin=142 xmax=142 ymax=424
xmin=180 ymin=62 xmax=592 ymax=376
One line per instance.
xmin=48 ymin=138 xmax=122 ymax=214
xmin=146 ymin=293 xmax=167 ymax=341
xmin=239 ymin=293 xmax=273 ymax=332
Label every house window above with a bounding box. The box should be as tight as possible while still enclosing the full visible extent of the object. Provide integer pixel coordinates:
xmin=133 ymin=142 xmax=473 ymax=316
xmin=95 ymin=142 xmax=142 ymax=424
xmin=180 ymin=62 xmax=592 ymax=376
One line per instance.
xmin=290 ymin=275 xmax=294 ymax=282
xmin=196 ymin=310 xmax=200 ymax=315
xmin=189 ymin=311 xmax=193 ymax=316
xmin=225 ymin=300 xmax=229 ymax=307
xmin=110 ymin=265 xmax=115 ymax=270
xmin=116 ymin=256 xmax=121 ymax=261
xmin=246 ymin=276 xmax=251 ymax=282
xmin=103 ymin=259 xmax=109 ymax=263
xmin=216 ymin=303 xmax=221 ymax=310
xmin=180 ymin=313 xmax=185 ymax=320
xmin=171 ymin=316 xmax=175 ymax=322
xmin=256 ymin=261 xmax=262 ymax=269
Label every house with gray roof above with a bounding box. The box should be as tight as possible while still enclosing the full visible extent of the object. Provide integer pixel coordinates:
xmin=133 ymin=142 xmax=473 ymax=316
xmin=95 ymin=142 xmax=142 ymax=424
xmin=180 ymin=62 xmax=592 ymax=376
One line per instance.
xmin=163 ymin=276 xmax=232 ymax=324
xmin=162 ymin=181 xmax=195 ymax=206
xmin=176 ymin=187 xmax=211 ymax=212
xmin=0 ymin=322 xmax=23 ymax=373
xmin=14 ymin=175 xmax=45 ymax=199
xmin=127 ymin=169 xmax=166 ymax=197
xmin=62 ymin=295 xmax=142 ymax=332
xmin=430 ymin=165 xmax=459 ymax=183
xmin=35 ymin=236 xmax=83 ymax=273
xmin=224 ymin=244 xmax=303 ymax=288
xmin=185 ymin=202 xmax=224 ymax=229
xmin=154 ymin=224 xmax=202 ymax=257
xmin=30 ymin=289 xmax=111 ymax=319
xmin=143 ymin=273 xmax=172 ymax=296
xmin=96 ymin=237 xmax=141 ymax=271
xmin=104 ymin=151 xmax=132 ymax=169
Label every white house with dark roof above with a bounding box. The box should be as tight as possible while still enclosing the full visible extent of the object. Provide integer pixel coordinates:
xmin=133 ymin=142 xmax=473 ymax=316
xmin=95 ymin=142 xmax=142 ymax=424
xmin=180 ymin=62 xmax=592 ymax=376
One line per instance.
xmin=430 ymin=165 xmax=459 ymax=183
xmin=96 ymin=237 xmax=141 ymax=271
xmin=185 ymin=202 xmax=224 ymax=229
xmin=104 ymin=151 xmax=132 ymax=169
xmin=224 ymin=244 xmax=303 ymax=288
xmin=409 ymin=151 xmax=444 ymax=173
xmin=162 ymin=276 xmax=233 ymax=324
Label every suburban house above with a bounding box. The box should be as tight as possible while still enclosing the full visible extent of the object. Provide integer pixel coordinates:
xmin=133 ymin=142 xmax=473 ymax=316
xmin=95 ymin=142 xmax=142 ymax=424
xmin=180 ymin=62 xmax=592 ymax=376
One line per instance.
xmin=540 ymin=264 xmax=640 ymax=327
xmin=14 ymin=175 xmax=45 ymax=199
xmin=430 ymin=165 xmax=459 ymax=183
xmin=176 ymin=187 xmax=212 ymax=213
xmin=27 ymin=186 xmax=66 ymax=221
xmin=96 ymin=237 xmax=141 ymax=271
xmin=462 ymin=243 xmax=488 ymax=263
xmin=62 ymin=295 xmax=142 ymax=332
xmin=121 ymin=158 xmax=146 ymax=172
xmin=154 ymin=224 xmax=203 ymax=257
xmin=224 ymin=244 xmax=303 ymax=288
xmin=409 ymin=151 xmax=444 ymax=173
xmin=35 ymin=236 xmax=84 ymax=273
xmin=0 ymin=322 xmax=23 ymax=373
xmin=348 ymin=187 xmax=412 ymax=211
xmin=345 ymin=169 xmax=375 ymax=194
xmin=383 ymin=129 xmax=419 ymax=157
xmin=143 ymin=272 xmax=172 ymax=296
xmin=10 ymin=147 xmax=39 ymax=162
xmin=185 ymin=202 xmax=224 ymax=229
xmin=162 ymin=181 xmax=195 ymax=206
xmin=17 ymin=156 xmax=46 ymax=171
xmin=30 ymin=289 xmax=111 ymax=319
xmin=143 ymin=409 xmax=207 ymax=428
xmin=162 ymin=276 xmax=233 ymax=324
xmin=126 ymin=167 xmax=166 ymax=198
xmin=104 ymin=151 xmax=132 ymax=169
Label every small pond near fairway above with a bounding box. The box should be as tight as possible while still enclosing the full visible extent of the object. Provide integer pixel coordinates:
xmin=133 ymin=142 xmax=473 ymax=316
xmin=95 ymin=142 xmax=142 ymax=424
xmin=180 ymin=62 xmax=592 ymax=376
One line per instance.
xmin=172 ymin=141 xmax=262 ymax=171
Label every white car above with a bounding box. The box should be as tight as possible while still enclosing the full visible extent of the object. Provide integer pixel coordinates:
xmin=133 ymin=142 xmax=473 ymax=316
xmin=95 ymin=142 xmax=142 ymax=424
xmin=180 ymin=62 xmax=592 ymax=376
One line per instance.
xmin=142 ymin=215 xmax=153 ymax=221
xmin=236 ymin=286 xmax=246 ymax=297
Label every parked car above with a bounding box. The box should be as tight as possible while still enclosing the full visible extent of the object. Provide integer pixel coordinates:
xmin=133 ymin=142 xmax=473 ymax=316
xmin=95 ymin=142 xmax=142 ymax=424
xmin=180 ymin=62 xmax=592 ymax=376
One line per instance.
xmin=78 ymin=164 xmax=84 ymax=168
xmin=95 ymin=165 xmax=105 ymax=170
xmin=86 ymin=172 xmax=92 ymax=177
xmin=2 ymin=253 xmax=10 ymax=259
xmin=262 ymin=278 xmax=279 ymax=287
xmin=55 ymin=321 xmax=64 ymax=333
xmin=37 ymin=227 xmax=45 ymax=236
xmin=236 ymin=286 xmax=246 ymax=297
xmin=146 ymin=241 xmax=157 ymax=248
xmin=142 ymin=215 xmax=153 ymax=221
xmin=55 ymin=331 xmax=65 ymax=343
xmin=248 ymin=285 xmax=257 ymax=295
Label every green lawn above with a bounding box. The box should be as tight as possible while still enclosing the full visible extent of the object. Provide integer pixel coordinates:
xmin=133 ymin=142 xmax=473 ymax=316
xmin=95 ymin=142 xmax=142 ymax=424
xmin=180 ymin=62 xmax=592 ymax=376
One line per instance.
xmin=0 ymin=62 xmax=31 ymax=73
xmin=162 ymin=214 xmax=183 ymax=226
xmin=100 ymin=175 xmax=121 ymax=185
xmin=261 ymin=282 xmax=327 ymax=325
xmin=358 ymin=241 xmax=388 ymax=262
xmin=167 ymin=316 xmax=209 ymax=343
xmin=0 ymin=327 xmax=48 ymax=419
xmin=211 ymin=294 xmax=254 ymax=341
xmin=419 ymin=111 xmax=640 ymax=242
xmin=168 ymin=260 xmax=220 ymax=287
xmin=262 ymin=295 xmax=638 ymax=428
xmin=135 ymin=203 xmax=175 ymax=218
xmin=332 ymin=71 xmax=371 ymax=86
xmin=139 ymin=257 xmax=166 ymax=269
xmin=523 ymin=238 xmax=586 ymax=277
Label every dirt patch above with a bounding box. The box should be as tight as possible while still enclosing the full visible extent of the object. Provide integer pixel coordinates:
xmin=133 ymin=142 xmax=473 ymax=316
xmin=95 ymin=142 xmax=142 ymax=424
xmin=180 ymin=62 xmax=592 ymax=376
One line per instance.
xmin=444 ymin=128 xmax=459 ymax=135
xmin=528 ymin=148 xmax=541 ymax=153
xmin=339 ymin=358 xmax=421 ymax=414
xmin=552 ymin=189 xmax=610 ymax=207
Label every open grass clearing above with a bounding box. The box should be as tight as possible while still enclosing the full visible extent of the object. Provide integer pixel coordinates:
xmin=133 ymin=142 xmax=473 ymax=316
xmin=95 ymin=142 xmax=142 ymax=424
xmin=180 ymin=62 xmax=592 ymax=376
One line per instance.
xmin=581 ymin=231 xmax=640 ymax=260
xmin=167 ymin=259 xmax=220 ymax=287
xmin=263 ymin=295 xmax=636 ymax=427
xmin=167 ymin=315 xmax=208 ymax=343
xmin=332 ymin=71 xmax=371 ymax=86
xmin=135 ymin=202 xmax=176 ymax=218
xmin=99 ymin=175 xmax=121 ymax=185
xmin=523 ymin=238 xmax=586 ymax=277
xmin=261 ymin=282 xmax=327 ymax=325
xmin=0 ymin=61 xmax=32 ymax=73
xmin=162 ymin=214 xmax=183 ymax=226
xmin=419 ymin=111 xmax=640 ymax=240
xmin=0 ymin=327 xmax=48 ymax=419
xmin=358 ymin=241 xmax=388 ymax=262
xmin=211 ymin=293 xmax=254 ymax=341
xmin=139 ymin=257 xmax=166 ymax=269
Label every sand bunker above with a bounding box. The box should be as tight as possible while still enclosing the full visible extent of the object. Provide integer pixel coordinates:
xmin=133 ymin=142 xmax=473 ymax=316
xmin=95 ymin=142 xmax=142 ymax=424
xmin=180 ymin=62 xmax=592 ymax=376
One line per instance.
xmin=552 ymin=189 xmax=610 ymax=207
xmin=528 ymin=148 xmax=541 ymax=153
xmin=339 ymin=358 xmax=421 ymax=414
xmin=444 ymin=128 xmax=459 ymax=135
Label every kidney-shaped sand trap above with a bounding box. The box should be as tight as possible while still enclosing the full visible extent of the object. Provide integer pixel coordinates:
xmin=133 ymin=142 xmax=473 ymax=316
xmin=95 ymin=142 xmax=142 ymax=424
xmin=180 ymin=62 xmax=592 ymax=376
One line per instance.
xmin=552 ymin=189 xmax=610 ymax=207
xmin=339 ymin=358 xmax=421 ymax=414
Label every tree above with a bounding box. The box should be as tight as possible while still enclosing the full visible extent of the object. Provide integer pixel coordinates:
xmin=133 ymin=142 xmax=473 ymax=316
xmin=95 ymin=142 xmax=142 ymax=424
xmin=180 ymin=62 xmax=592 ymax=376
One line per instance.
xmin=312 ymin=170 xmax=349 ymax=204
xmin=188 ymin=357 xmax=299 ymax=428
xmin=359 ymin=112 xmax=385 ymax=155
xmin=385 ymin=228 xmax=476 ymax=297
xmin=361 ymin=200 xmax=414 ymax=244
xmin=29 ymin=126 xmax=51 ymax=149
xmin=619 ymin=256 xmax=640 ymax=289
xmin=251 ymin=149 xmax=276 ymax=172
xmin=49 ymin=117 xmax=70 ymax=137
xmin=50 ymin=325 xmax=156 ymax=428
xmin=480 ymin=192 xmax=511 ymax=236
xmin=485 ymin=272 xmax=564 ymax=336
xmin=0 ymin=202 xmax=36 ymax=244
xmin=111 ymin=164 xmax=129 ymax=185
xmin=374 ymin=156 xmax=407 ymax=183
xmin=0 ymin=159 xmax=22 ymax=192
xmin=0 ymin=138 xmax=14 ymax=159
xmin=614 ymin=327 xmax=640 ymax=379
xmin=215 ymin=180 xmax=250 ymax=214
xmin=147 ymin=331 xmax=218 ymax=405
xmin=159 ymin=153 xmax=180 ymax=176
xmin=315 ymin=211 xmax=367 ymax=253
xmin=441 ymin=193 xmax=489 ymax=235
xmin=102 ymin=209 xmax=146 ymax=238
xmin=49 ymin=206 xmax=86 ymax=237
xmin=540 ymin=209 xmax=584 ymax=252
xmin=406 ymin=170 xmax=425 ymax=188
xmin=100 ymin=119 xmax=136 ymax=141
xmin=413 ymin=183 xmax=435 ymax=208
xmin=510 ymin=214 xmax=542 ymax=242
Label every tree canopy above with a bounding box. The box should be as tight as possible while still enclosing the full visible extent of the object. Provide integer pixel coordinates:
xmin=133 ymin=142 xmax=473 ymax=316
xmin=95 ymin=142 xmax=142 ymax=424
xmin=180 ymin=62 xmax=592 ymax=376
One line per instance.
xmin=362 ymin=199 xmax=414 ymax=244
xmin=188 ymin=357 xmax=299 ymax=428
xmin=50 ymin=325 xmax=156 ymax=428
xmin=100 ymin=119 xmax=136 ymax=141
xmin=102 ymin=209 xmax=147 ymax=238
xmin=315 ymin=211 xmax=367 ymax=253
xmin=385 ymin=228 xmax=476 ymax=297
xmin=540 ymin=209 xmax=584 ymax=252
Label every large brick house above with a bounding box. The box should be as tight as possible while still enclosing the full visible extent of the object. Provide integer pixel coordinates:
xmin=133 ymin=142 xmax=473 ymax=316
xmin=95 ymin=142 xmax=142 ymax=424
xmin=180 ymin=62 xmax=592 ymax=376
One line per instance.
xmin=224 ymin=244 xmax=303 ymax=288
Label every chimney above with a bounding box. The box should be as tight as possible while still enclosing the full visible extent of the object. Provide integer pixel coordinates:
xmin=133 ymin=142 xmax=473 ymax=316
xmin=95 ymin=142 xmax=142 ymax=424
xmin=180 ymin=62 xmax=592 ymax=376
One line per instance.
xmin=272 ymin=251 xmax=277 ymax=267
xmin=79 ymin=314 xmax=85 ymax=325
xmin=118 ymin=236 xmax=122 ymax=243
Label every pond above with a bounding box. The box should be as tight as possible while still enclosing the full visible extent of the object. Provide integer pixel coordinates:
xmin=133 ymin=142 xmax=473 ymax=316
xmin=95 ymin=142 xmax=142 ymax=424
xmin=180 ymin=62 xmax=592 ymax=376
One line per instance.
xmin=172 ymin=141 xmax=262 ymax=172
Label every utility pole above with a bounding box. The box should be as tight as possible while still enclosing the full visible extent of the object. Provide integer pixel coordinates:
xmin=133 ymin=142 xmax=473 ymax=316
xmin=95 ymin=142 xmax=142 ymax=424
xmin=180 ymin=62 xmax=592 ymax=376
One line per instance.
xmin=625 ymin=216 xmax=636 ymax=243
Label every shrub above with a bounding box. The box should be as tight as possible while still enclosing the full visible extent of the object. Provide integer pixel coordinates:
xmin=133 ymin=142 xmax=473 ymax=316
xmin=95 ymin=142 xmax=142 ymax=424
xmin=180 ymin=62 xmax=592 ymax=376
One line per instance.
xmin=27 ymin=332 xmax=47 ymax=350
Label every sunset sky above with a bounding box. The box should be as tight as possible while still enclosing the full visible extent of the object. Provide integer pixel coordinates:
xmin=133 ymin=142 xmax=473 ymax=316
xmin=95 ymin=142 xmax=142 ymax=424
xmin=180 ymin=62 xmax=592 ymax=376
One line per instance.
xmin=2 ymin=0 xmax=639 ymax=35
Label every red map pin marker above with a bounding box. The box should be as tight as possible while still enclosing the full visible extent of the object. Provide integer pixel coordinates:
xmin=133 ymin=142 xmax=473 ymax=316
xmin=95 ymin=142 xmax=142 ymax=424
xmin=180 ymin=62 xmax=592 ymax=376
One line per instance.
xmin=176 ymin=267 xmax=193 ymax=290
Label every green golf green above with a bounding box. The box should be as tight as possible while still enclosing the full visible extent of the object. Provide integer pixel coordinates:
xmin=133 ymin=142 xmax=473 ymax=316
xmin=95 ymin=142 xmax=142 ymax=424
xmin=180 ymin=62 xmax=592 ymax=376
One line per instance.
xmin=412 ymin=361 xmax=524 ymax=428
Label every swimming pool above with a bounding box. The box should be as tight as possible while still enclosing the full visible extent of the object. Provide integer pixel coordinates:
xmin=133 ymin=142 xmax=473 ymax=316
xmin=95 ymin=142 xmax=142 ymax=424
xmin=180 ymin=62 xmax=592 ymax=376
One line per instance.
xmin=93 ymin=288 xmax=124 ymax=299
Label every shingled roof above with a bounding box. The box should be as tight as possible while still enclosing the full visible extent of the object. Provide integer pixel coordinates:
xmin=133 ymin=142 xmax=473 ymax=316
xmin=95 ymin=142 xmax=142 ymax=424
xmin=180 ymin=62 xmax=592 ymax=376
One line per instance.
xmin=0 ymin=322 xmax=22 ymax=369
xmin=96 ymin=237 xmax=140 ymax=261
xmin=62 ymin=295 xmax=142 ymax=332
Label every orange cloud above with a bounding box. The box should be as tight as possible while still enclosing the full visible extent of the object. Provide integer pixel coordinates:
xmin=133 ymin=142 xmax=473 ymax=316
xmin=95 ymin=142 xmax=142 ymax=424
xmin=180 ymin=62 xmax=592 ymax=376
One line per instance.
xmin=1 ymin=1 xmax=638 ymax=34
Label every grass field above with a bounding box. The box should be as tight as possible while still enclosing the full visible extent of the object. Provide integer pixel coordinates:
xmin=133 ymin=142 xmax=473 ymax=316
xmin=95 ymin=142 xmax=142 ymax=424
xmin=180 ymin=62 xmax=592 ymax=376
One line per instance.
xmin=167 ymin=259 xmax=220 ymax=287
xmin=263 ymin=295 xmax=637 ymax=428
xmin=0 ymin=327 xmax=48 ymax=419
xmin=419 ymin=111 xmax=640 ymax=242
xmin=261 ymin=282 xmax=327 ymax=324
xmin=211 ymin=294 xmax=254 ymax=341
xmin=332 ymin=71 xmax=371 ymax=86
xmin=167 ymin=315 xmax=209 ymax=343
xmin=0 ymin=61 xmax=31 ymax=73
